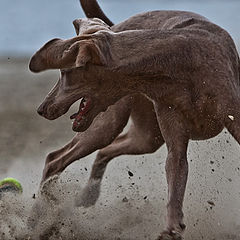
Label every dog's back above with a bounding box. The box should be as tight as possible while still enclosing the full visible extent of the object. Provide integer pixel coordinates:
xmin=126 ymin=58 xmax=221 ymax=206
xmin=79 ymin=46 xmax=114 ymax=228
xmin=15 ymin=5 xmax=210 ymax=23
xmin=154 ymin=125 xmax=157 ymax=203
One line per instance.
xmin=113 ymin=10 xmax=208 ymax=32
xmin=79 ymin=0 xmax=208 ymax=32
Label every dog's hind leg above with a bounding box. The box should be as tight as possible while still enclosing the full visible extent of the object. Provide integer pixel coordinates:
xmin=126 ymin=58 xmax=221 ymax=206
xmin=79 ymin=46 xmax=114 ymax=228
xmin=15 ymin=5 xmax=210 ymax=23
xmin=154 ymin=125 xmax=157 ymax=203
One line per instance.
xmin=76 ymin=130 xmax=164 ymax=207
xmin=76 ymin=100 xmax=164 ymax=207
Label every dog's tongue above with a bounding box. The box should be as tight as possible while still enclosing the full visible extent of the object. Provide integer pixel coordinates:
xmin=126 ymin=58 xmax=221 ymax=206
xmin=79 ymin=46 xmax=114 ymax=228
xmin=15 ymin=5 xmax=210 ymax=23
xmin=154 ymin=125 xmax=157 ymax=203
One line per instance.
xmin=70 ymin=98 xmax=91 ymax=126
xmin=70 ymin=98 xmax=85 ymax=120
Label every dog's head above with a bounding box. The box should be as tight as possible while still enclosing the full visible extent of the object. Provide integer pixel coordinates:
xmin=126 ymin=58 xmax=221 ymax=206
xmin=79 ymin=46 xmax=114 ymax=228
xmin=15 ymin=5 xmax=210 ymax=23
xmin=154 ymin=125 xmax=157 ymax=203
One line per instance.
xmin=29 ymin=18 xmax=111 ymax=73
xmin=29 ymin=24 xmax=124 ymax=132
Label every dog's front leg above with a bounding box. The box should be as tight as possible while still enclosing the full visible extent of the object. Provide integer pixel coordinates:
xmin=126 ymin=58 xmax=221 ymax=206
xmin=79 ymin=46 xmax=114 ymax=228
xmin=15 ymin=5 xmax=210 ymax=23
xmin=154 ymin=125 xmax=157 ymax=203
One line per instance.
xmin=156 ymin=107 xmax=189 ymax=240
xmin=160 ymin=144 xmax=188 ymax=240
xmin=40 ymin=96 xmax=132 ymax=184
xmin=28 ymin=98 xmax=132 ymax=231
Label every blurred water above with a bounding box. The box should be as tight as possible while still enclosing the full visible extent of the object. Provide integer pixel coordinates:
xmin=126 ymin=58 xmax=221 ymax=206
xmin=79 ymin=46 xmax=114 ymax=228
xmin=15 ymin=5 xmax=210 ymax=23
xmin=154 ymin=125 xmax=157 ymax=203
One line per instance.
xmin=0 ymin=0 xmax=240 ymax=57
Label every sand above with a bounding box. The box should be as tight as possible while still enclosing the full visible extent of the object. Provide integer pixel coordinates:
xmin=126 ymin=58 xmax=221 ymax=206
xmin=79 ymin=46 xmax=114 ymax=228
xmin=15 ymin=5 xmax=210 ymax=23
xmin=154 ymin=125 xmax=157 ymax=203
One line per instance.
xmin=0 ymin=58 xmax=240 ymax=240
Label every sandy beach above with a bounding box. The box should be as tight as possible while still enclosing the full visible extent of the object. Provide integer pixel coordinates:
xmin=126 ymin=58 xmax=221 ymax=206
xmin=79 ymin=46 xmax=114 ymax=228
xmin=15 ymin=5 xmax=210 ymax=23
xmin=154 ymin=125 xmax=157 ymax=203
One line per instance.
xmin=0 ymin=57 xmax=240 ymax=239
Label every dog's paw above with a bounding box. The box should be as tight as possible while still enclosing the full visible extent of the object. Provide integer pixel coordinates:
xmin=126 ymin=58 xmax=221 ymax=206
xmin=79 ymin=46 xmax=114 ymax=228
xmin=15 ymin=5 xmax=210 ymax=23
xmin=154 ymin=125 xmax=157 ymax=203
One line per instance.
xmin=157 ymin=231 xmax=183 ymax=240
xmin=75 ymin=179 xmax=101 ymax=207
xmin=40 ymin=175 xmax=60 ymax=203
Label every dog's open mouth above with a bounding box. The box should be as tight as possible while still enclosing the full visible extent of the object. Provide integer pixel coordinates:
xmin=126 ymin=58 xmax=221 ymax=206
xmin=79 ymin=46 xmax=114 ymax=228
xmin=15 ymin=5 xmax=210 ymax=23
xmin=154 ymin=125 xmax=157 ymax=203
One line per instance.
xmin=70 ymin=97 xmax=92 ymax=130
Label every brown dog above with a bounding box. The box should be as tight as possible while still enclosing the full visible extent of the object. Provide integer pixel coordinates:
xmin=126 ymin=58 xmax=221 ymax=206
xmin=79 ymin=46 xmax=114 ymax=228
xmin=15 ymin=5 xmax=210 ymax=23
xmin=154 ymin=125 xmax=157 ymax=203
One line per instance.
xmin=37 ymin=17 xmax=163 ymax=200
xmin=29 ymin=3 xmax=240 ymax=240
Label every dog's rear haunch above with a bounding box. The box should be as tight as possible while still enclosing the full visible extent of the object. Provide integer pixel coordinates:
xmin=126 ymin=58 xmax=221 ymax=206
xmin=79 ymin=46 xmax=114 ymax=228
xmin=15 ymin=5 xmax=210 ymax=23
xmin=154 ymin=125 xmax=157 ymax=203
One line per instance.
xmin=29 ymin=1 xmax=240 ymax=239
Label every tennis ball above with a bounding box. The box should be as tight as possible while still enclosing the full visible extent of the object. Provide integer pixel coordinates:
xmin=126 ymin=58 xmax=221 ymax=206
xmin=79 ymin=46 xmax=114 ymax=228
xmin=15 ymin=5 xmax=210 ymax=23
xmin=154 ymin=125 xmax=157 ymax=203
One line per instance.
xmin=0 ymin=177 xmax=23 ymax=194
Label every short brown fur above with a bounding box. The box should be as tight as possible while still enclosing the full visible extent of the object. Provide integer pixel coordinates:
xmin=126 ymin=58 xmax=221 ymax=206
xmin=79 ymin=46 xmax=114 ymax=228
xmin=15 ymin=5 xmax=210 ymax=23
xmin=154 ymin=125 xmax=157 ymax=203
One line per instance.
xmin=29 ymin=2 xmax=240 ymax=239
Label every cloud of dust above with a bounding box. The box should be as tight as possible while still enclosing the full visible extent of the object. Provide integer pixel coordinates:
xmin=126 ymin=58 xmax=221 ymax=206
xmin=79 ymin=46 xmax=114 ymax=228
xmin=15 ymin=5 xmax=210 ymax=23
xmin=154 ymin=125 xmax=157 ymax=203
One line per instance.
xmin=1 ymin=131 xmax=240 ymax=240
xmin=0 ymin=173 xmax=163 ymax=240
xmin=1 ymin=59 xmax=240 ymax=240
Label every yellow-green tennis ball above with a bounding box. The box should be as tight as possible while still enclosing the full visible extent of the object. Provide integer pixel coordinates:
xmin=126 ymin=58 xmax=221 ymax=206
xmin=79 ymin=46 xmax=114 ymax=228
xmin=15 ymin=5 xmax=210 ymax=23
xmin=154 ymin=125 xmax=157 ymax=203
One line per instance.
xmin=0 ymin=177 xmax=23 ymax=193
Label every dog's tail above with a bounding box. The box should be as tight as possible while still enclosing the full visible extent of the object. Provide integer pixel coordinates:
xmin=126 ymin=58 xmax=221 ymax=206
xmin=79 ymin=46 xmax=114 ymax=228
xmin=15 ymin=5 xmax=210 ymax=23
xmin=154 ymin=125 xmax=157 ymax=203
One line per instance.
xmin=79 ymin=0 xmax=114 ymax=26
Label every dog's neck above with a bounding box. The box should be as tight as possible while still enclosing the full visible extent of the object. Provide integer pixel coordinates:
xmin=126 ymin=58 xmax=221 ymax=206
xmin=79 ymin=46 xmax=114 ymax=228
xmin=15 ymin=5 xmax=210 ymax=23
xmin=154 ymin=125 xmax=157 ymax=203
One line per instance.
xmin=87 ymin=60 xmax=166 ymax=104
xmin=91 ymin=30 xmax=190 ymax=100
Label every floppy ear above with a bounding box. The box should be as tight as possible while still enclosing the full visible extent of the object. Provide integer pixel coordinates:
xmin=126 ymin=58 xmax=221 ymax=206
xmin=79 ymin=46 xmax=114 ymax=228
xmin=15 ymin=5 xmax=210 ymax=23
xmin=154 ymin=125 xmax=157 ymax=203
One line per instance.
xmin=62 ymin=39 xmax=107 ymax=68
xmin=29 ymin=38 xmax=62 ymax=73
xmin=73 ymin=19 xmax=82 ymax=35
xmin=29 ymin=37 xmax=107 ymax=73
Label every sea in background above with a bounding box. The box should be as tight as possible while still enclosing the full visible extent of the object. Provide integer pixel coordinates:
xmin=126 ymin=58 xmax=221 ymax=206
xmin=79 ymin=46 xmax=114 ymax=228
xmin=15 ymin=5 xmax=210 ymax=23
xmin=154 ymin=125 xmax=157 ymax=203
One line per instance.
xmin=0 ymin=0 xmax=240 ymax=57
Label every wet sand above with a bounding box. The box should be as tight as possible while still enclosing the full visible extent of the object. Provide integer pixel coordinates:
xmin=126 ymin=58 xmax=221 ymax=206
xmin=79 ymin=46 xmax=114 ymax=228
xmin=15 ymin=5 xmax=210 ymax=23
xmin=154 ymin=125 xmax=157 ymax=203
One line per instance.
xmin=0 ymin=58 xmax=240 ymax=239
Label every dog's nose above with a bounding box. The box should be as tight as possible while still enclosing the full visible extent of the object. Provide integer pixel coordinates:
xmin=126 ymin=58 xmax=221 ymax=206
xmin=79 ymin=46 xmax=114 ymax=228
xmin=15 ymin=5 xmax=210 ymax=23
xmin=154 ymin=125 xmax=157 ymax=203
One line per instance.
xmin=37 ymin=105 xmax=44 ymax=116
